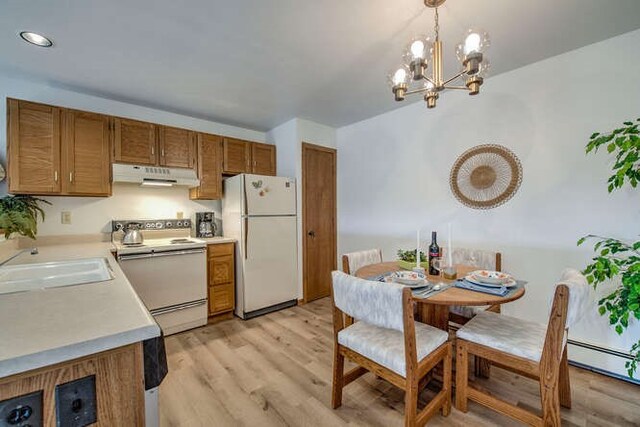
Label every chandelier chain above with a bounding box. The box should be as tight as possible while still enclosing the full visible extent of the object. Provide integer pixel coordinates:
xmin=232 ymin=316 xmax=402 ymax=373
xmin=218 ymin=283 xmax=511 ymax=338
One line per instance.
xmin=434 ymin=6 xmax=440 ymax=41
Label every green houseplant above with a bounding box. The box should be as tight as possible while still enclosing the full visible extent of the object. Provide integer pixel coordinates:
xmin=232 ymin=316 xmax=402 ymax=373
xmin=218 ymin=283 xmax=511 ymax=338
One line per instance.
xmin=578 ymin=118 xmax=640 ymax=378
xmin=397 ymin=249 xmax=429 ymax=270
xmin=0 ymin=195 xmax=50 ymax=239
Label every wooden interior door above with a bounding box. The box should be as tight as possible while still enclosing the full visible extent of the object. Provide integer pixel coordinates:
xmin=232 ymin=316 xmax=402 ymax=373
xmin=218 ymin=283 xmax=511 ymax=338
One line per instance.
xmin=251 ymin=142 xmax=276 ymax=175
xmin=113 ymin=118 xmax=157 ymax=165
xmin=190 ymin=133 xmax=222 ymax=200
xmin=302 ymin=143 xmax=337 ymax=302
xmin=7 ymin=99 xmax=61 ymax=194
xmin=159 ymin=126 xmax=195 ymax=168
xmin=62 ymin=110 xmax=112 ymax=196
xmin=222 ymin=138 xmax=250 ymax=174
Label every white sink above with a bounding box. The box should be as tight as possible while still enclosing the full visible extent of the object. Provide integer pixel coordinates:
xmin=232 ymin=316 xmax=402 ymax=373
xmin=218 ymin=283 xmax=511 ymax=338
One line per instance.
xmin=0 ymin=257 xmax=114 ymax=295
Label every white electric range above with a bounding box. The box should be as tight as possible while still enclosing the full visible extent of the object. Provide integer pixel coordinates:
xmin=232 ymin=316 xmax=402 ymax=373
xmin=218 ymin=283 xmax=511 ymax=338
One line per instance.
xmin=112 ymin=219 xmax=208 ymax=336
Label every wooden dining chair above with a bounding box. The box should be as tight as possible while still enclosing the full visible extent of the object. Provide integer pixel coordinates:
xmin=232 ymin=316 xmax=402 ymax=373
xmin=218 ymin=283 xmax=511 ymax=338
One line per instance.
xmin=341 ymin=249 xmax=383 ymax=275
xmin=331 ymin=271 xmax=452 ymax=426
xmin=455 ymin=269 xmax=590 ymax=426
xmin=447 ymin=248 xmax=503 ymax=326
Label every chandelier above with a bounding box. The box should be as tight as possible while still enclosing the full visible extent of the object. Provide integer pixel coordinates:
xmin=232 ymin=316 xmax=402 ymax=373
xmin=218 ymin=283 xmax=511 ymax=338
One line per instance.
xmin=388 ymin=0 xmax=490 ymax=109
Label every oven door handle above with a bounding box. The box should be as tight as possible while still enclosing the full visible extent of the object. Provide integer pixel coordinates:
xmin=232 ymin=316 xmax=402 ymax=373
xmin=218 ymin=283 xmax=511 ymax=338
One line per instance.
xmin=150 ymin=299 xmax=207 ymax=316
xmin=118 ymin=248 xmax=205 ymax=261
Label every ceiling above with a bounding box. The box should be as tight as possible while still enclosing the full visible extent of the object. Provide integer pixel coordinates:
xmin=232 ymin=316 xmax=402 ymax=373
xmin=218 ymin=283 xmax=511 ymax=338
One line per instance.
xmin=1 ymin=0 xmax=640 ymax=131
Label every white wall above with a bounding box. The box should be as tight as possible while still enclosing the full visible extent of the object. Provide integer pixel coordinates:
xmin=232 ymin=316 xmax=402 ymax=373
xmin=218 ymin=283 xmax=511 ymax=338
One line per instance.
xmin=0 ymin=73 xmax=267 ymax=235
xmin=267 ymin=118 xmax=337 ymax=298
xmin=336 ymin=29 xmax=640 ymax=378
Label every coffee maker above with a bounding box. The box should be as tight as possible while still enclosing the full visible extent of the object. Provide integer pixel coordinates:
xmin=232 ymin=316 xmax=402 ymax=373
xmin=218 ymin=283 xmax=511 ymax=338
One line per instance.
xmin=195 ymin=212 xmax=216 ymax=238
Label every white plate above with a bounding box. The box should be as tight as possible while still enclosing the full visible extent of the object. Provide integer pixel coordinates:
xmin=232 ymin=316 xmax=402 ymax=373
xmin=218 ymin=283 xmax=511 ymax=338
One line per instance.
xmin=387 ymin=271 xmax=427 ymax=287
xmin=470 ymin=270 xmax=512 ymax=285
xmin=465 ymin=275 xmax=518 ymax=288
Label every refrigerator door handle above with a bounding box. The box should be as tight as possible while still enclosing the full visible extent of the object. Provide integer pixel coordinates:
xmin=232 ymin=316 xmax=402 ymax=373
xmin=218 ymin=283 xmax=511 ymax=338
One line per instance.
xmin=244 ymin=217 xmax=248 ymax=260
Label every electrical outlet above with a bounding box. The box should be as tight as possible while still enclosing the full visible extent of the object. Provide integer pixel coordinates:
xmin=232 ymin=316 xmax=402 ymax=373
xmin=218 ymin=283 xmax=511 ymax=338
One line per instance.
xmin=55 ymin=376 xmax=96 ymax=427
xmin=61 ymin=211 xmax=72 ymax=225
xmin=0 ymin=390 xmax=43 ymax=427
xmin=176 ymin=211 xmax=184 ymax=219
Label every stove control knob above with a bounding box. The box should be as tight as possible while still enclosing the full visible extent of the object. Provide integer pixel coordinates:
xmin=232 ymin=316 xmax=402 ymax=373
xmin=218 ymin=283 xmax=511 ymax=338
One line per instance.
xmin=176 ymin=221 xmax=182 ymax=227
xmin=155 ymin=222 xmax=163 ymax=229
xmin=165 ymin=221 xmax=173 ymax=228
xmin=145 ymin=223 xmax=153 ymax=229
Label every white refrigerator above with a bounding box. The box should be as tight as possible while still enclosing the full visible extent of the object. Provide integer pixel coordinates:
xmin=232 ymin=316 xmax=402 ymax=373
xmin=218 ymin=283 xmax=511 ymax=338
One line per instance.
xmin=222 ymin=174 xmax=298 ymax=319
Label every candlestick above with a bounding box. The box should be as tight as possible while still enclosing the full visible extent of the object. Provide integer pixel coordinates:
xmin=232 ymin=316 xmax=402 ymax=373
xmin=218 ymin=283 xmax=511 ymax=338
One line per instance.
xmin=447 ymin=223 xmax=453 ymax=266
xmin=416 ymin=229 xmax=420 ymax=268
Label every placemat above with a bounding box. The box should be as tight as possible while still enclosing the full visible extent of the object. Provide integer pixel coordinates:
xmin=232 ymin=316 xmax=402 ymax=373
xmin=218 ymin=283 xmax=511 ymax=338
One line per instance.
xmin=454 ymin=279 xmax=526 ymax=298
xmin=365 ymin=272 xmax=452 ymax=300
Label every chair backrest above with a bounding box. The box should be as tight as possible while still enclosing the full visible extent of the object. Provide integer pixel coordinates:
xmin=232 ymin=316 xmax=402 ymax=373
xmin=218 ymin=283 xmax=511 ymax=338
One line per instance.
xmin=342 ymin=249 xmax=383 ymax=275
xmin=331 ymin=270 xmax=404 ymax=331
xmin=556 ymin=268 xmax=591 ymax=329
xmin=541 ymin=269 xmax=591 ymax=367
xmin=447 ymin=247 xmax=502 ymax=271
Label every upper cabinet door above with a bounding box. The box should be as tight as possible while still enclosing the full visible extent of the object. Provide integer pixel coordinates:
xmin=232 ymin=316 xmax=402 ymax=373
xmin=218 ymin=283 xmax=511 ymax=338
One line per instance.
xmin=7 ymin=99 xmax=61 ymax=194
xmin=159 ymin=126 xmax=195 ymax=168
xmin=62 ymin=110 xmax=112 ymax=196
xmin=113 ymin=118 xmax=157 ymax=165
xmin=190 ymin=133 xmax=222 ymax=200
xmin=222 ymin=138 xmax=251 ymax=174
xmin=251 ymin=142 xmax=277 ymax=176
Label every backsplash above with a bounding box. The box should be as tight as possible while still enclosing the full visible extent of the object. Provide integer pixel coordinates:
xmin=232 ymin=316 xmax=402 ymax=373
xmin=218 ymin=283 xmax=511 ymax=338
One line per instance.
xmin=35 ymin=184 xmax=221 ymax=236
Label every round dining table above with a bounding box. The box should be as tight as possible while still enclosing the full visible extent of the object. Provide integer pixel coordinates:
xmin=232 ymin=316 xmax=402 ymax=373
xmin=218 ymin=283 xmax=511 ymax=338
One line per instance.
xmin=355 ymin=262 xmax=525 ymax=331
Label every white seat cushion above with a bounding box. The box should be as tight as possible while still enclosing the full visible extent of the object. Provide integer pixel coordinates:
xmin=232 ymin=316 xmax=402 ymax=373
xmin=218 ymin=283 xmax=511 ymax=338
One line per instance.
xmin=456 ymin=311 xmax=546 ymax=362
xmin=338 ymin=321 xmax=448 ymax=377
xmin=449 ymin=305 xmax=490 ymax=319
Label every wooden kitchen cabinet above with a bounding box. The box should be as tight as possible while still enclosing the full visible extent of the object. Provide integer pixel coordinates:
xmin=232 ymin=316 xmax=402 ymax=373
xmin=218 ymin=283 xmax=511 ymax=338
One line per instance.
xmin=7 ymin=99 xmax=111 ymax=196
xmin=207 ymin=243 xmax=235 ymax=318
xmin=113 ymin=117 xmax=157 ymax=165
xmin=62 ymin=110 xmax=112 ymax=196
xmin=159 ymin=125 xmax=195 ymax=168
xmin=251 ymin=142 xmax=277 ymax=176
xmin=222 ymin=137 xmax=251 ymax=174
xmin=7 ymin=99 xmax=62 ymax=194
xmin=190 ymin=133 xmax=223 ymax=200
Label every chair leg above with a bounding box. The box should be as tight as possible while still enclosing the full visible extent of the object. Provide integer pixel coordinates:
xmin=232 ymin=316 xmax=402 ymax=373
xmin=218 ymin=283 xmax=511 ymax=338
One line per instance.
xmin=540 ymin=375 xmax=561 ymax=426
xmin=331 ymin=347 xmax=344 ymax=409
xmin=441 ymin=343 xmax=452 ymax=416
xmin=559 ymin=347 xmax=571 ymax=409
xmin=404 ymin=378 xmax=419 ymax=427
xmin=455 ymin=340 xmax=469 ymax=412
xmin=474 ymin=355 xmax=491 ymax=379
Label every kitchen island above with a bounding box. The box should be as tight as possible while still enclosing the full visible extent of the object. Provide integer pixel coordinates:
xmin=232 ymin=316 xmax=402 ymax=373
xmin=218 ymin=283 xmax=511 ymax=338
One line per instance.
xmin=0 ymin=242 xmax=160 ymax=426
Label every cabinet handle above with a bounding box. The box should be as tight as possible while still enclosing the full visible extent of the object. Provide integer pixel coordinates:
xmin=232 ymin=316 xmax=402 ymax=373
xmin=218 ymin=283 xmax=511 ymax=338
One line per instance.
xmin=162 ymin=148 xmax=165 ymax=157
xmin=69 ymin=172 xmax=73 ymax=182
xmin=151 ymin=145 xmax=155 ymax=155
xmin=54 ymin=171 xmax=58 ymax=182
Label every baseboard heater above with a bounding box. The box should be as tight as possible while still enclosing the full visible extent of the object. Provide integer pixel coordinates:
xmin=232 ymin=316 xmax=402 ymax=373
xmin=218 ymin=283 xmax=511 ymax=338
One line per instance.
xmin=567 ymin=339 xmax=639 ymax=385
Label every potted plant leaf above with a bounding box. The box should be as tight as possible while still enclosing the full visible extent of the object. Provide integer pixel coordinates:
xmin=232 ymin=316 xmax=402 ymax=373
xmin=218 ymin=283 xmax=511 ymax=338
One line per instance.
xmin=578 ymin=118 xmax=640 ymax=378
xmin=397 ymin=249 xmax=429 ymax=270
xmin=0 ymin=195 xmax=50 ymax=240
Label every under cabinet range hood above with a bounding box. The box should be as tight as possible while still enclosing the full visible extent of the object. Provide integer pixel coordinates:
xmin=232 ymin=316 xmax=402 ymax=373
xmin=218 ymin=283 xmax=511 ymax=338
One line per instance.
xmin=112 ymin=164 xmax=200 ymax=188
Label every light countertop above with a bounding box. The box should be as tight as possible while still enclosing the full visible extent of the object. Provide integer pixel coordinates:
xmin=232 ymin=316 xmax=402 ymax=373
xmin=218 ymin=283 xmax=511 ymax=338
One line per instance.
xmin=0 ymin=243 xmax=160 ymax=378
xmin=199 ymin=237 xmax=236 ymax=244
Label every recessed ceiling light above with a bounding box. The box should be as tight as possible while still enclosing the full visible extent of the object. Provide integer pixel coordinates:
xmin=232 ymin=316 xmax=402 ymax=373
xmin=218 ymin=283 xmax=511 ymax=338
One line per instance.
xmin=19 ymin=31 xmax=53 ymax=47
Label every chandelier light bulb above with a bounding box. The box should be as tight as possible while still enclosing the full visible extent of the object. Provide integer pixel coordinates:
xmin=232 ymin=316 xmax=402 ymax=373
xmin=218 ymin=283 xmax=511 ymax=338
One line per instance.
xmin=464 ymin=33 xmax=481 ymax=55
xmin=393 ymin=68 xmax=408 ymax=85
xmin=410 ymin=40 xmax=426 ymax=59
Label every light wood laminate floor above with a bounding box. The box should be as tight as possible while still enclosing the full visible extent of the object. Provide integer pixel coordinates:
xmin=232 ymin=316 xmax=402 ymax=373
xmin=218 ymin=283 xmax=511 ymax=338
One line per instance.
xmin=160 ymin=298 xmax=640 ymax=426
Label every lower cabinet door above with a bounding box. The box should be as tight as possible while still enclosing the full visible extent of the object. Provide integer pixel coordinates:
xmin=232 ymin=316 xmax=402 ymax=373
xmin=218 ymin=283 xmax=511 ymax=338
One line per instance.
xmin=209 ymin=283 xmax=234 ymax=315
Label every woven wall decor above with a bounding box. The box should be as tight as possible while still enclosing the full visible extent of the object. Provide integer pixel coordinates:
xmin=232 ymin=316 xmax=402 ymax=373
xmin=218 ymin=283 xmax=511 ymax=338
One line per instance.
xmin=450 ymin=144 xmax=522 ymax=209
xmin=0 ymin=163 xmax=4 ymax=182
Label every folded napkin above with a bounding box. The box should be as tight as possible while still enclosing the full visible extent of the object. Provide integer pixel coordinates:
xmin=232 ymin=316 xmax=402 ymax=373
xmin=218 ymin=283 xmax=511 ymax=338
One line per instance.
xmin=455 ymin=279 xmax=511 ymax=296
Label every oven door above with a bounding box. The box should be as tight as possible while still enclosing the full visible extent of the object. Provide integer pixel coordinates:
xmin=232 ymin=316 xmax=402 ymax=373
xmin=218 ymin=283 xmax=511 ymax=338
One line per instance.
xmin=118 ymin=248 xmax=207 ymax=311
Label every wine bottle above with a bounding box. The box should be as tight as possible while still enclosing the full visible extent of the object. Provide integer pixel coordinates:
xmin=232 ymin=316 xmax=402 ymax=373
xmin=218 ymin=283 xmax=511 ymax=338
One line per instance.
xmin=428 ymin=231 xmax=441 ymax=275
